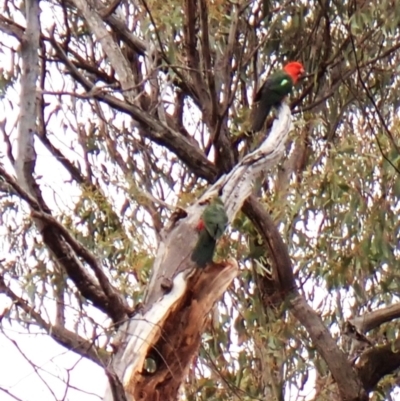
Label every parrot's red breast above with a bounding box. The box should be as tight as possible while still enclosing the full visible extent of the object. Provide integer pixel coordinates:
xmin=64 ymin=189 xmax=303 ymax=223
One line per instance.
xmin=196 ymin=219 xmax=206 ymax=231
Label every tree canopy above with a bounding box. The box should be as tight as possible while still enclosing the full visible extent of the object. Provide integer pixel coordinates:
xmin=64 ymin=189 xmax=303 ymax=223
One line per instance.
xmin=1 ymin=0 xmax=400 ymax=400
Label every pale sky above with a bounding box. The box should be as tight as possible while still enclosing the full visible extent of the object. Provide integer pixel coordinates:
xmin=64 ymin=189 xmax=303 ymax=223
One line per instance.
xmin=0 ymin=321 xmax=105 ymax=400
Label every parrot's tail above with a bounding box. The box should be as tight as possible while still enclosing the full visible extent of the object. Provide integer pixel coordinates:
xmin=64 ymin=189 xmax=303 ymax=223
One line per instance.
xmin=191 ymin=232 xmax=216 ymax=268
xmin=251 ymin=104 xmax=271 ymax=133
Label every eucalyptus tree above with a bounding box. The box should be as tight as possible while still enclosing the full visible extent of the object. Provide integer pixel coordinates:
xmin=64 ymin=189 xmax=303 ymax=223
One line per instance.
xmin=1 ymin=1 xmax=400 ymax=400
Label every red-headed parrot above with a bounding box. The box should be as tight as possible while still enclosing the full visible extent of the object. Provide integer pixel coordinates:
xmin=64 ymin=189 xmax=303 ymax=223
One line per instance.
xmin=251 ymin=61 xmax=305 ymax=132
xmin=191 ymin=197 xmax=228 ymax=268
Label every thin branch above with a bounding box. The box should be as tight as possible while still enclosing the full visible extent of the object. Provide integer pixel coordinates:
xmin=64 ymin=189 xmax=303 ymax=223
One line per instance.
xmin=0 ymin=15 xmax=24 ymax=40
xmin=0 ymin=275 xmax=109 ymax=366
xmin=348 ymin=29 xmax=400 ymax=175
xmin=3 ymin=331 xmax=59 ymax=401
xmin=104 ymin=8 xmax=200 ymax=105
xmin=0 ymin=387 xmax=24 ymax=401
xmin=11 ymin=0 xmax=123 ymax=325
xmin=31 ymin=209 xmax=131 ymax=318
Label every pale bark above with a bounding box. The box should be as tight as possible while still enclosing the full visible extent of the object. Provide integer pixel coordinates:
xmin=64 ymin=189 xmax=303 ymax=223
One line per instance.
xmin=15 ymin=0 xmax=40 ymax=194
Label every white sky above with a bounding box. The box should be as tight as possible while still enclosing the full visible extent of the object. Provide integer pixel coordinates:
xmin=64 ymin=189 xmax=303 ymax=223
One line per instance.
xmin=0 ymin=323 xmax=105 ymax=400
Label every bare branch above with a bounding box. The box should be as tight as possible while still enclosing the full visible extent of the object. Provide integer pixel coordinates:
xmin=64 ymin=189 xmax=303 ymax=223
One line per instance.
xmin=0 ymin=275 xmax=109 ymax=366
xmin=182 ymin=0 xmax=209 ymax=107
xmin=71 ymin=0 xmax=137 ymax=103
xmin=291 ymin=294 xmax=367 ymax=401
xmin=219 ymin=105 xmax=292 ymax=218
xmin=350 ymin=303 xmax=400 ymax=333
xmin=0 ymin=15 xmax=24 ymax=40
xmin=15 ymin=0 xmax=40 ymax=195
xmin=0 ymin=387 xmax=24 ymax=401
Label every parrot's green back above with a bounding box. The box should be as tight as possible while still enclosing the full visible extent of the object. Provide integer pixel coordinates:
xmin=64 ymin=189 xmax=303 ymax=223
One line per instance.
xmin=251 ymin=70 xmax=294 ymax=132
xmin=202 ymin=198 xmax=228 ymax=240
xmin=191 ymin=198 xmax=228 ymax=268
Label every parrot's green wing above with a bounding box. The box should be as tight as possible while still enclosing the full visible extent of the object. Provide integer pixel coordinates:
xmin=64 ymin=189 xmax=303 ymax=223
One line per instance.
xmin=191 ymin=197 xmax=228 ymax=268
xmin=191 ymin=230 xmax=217 ymax=268
xmin=202 ymin=199 xmax=228 ymax=239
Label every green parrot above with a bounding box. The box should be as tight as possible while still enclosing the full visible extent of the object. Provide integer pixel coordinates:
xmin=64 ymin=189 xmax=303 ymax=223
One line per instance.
xmin=191 ymin=197 xmax=228 ymax=268
xmin=251 ymin=61 xmax=304 ymax=132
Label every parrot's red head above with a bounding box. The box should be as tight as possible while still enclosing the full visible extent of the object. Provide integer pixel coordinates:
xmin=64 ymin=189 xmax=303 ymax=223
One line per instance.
xmin=283 ymin=62 xmax=305 ymax=84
